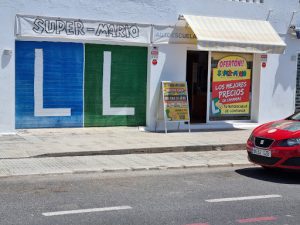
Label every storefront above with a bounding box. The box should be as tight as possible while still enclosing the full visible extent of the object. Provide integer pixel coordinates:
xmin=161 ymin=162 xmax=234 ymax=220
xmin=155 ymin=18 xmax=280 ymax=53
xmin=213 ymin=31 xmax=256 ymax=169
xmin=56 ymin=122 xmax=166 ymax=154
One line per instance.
xmin=150 ymin=15 xmax=286 ymax=131
xmin=13 ymin=14 xmax=286 ymax=130
xmin=0 ymin=0 xmax=298 ymax=133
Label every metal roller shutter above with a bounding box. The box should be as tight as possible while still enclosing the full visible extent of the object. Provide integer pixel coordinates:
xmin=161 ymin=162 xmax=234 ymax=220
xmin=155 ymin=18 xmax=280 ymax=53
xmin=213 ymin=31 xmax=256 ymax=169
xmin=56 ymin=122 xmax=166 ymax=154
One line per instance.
xmin=84 ymin=44 xmax=147 ymax=127
xmin=15 ymin=41 xmax=84 ymax=128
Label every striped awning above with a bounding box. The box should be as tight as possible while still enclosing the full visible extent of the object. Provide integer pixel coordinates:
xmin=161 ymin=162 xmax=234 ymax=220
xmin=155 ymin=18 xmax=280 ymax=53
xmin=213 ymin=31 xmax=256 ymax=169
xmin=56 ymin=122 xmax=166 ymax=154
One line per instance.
xmin=183 ymin=15 xmax=286 ymax=54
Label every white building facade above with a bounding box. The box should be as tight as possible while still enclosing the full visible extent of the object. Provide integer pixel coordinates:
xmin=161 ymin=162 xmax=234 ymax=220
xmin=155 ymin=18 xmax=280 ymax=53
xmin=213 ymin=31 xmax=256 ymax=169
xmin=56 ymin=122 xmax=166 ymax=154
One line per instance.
xmin=1 ymin=0 xmax=300 ymax=133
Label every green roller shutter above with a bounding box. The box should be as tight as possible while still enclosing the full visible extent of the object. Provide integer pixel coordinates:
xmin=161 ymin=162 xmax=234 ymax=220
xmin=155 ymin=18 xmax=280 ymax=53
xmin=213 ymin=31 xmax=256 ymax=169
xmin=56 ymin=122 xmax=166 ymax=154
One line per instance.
xmin=84 ymin=44 xmax=147 ymax=126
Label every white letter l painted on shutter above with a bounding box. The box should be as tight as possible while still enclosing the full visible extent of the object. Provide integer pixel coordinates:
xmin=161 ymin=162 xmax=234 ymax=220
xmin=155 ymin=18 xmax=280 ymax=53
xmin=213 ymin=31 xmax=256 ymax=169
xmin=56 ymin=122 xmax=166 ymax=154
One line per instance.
xmin=34 ymin=49 xmax=71 ymax=117
xmin=102 ymin=51 xmax=135 ymax=116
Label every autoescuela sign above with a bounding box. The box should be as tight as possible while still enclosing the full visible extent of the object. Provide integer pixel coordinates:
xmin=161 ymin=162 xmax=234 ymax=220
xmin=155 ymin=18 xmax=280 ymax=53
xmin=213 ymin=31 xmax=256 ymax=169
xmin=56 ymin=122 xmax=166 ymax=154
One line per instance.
xmin=211 ymin=56 xmax=251 ymax=115
xmin=153 ymin=25 xmax=197 ymax=44
xmin=15 ymin=14 xmax=152 ymax=44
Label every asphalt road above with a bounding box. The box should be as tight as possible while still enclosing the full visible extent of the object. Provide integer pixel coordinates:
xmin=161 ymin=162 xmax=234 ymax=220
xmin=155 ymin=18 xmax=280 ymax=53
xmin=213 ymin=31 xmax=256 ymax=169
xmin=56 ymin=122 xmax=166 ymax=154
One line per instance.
xmin=0 ymin=166 xmax=299 ymax=225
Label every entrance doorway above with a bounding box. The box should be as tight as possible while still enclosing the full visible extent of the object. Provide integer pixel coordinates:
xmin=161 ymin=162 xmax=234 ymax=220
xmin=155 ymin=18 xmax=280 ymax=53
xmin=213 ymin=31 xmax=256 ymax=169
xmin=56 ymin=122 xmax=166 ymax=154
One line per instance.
xmin=186 ymin=51 xmax=208 ymax=123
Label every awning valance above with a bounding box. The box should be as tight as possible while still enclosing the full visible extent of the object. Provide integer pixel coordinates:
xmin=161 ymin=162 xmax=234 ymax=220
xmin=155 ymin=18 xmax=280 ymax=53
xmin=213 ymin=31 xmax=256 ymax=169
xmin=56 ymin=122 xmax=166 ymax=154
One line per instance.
xmin=183 ymin=15 xmax=286 ymax=54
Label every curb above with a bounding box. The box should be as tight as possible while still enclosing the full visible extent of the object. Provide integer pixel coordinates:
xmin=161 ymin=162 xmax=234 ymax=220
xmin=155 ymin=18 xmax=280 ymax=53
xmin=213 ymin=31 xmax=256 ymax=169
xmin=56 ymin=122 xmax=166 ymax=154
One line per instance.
xmin=33 ymin=143 xmax=246 ymax=158
xmin=0 ymin=162 xmax=254 ymax=178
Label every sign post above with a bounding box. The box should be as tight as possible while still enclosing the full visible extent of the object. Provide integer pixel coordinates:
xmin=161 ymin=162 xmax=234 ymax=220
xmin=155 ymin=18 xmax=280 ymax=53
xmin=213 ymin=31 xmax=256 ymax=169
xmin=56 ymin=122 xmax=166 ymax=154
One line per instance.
xmin=157 ymin=81 xmax=191 ymax=133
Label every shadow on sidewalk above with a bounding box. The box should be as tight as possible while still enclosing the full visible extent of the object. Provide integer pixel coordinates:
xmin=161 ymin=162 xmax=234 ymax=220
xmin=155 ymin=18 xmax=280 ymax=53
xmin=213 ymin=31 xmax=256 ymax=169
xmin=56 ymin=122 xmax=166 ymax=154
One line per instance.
xmin=235 ymin=167 xmax=300 ymax=185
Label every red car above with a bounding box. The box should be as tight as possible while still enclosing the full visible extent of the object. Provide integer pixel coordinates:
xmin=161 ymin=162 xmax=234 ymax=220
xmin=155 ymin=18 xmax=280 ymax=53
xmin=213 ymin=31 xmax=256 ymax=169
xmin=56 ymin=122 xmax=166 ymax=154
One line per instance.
xmin=247 ymin=113 xmax=300 ymax=170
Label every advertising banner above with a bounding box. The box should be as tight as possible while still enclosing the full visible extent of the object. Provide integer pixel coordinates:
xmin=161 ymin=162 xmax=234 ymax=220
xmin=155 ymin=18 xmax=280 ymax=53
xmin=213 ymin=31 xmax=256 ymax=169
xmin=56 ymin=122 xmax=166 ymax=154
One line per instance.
xmin=162 ymin=82 xmax=190 ymax=121
xmin=15 ymin=14 xmax=151 ymax=44
xmin=211 ymin=56 xmax=251 ymax=115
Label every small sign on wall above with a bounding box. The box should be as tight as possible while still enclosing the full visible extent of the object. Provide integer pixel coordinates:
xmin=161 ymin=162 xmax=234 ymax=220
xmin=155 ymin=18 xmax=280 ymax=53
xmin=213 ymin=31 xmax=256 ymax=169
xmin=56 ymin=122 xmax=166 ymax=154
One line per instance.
xmin=260 ymin=54 xmax=267 ymax=68
xmin=151 ymin=46 xmax=159 ymax=58
xmin=152 ymin=59 xmax=158 ymax=65
xmin=260 ymin=54 xmax=268 ymax=62
xmin=151 ymin=46 xmax=158 ymax=65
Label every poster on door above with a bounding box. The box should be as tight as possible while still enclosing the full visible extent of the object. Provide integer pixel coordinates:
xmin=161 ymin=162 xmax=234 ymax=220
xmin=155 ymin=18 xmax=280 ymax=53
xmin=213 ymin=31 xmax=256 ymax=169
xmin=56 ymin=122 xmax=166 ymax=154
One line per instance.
xmin=211 ymin=56 xmax=251 ymax=115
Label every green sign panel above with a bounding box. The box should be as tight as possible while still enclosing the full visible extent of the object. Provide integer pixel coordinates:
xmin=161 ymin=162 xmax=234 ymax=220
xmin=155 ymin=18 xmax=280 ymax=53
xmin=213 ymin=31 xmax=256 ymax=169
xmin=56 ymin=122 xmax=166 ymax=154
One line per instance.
xmin=84 ymin=44 xmax=147 ymax=126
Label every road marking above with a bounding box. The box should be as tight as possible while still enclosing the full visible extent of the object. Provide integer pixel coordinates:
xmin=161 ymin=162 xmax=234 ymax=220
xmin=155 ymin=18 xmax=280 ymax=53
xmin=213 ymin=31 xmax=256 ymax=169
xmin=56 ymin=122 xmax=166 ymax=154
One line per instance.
xmin=185 ymin=223 xmax=210 ymax=225
xmin=237 ymin=216 xmax=277 ymax=223
xmin=205 ymin=194 xmax=282 ymax=203
xmin=42 ymin=205 xmax=132 ymax=216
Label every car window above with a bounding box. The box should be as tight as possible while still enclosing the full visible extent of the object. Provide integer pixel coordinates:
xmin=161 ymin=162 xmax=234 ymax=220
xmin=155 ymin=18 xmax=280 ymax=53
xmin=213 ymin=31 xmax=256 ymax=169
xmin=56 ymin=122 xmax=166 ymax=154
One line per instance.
xmin=288 ymin=112 xmax=300 ymax=120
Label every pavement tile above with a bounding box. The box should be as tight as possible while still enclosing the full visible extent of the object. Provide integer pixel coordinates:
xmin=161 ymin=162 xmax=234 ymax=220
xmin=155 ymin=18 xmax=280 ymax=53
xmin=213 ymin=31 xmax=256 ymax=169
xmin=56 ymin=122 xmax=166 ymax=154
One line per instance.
xmin=0 ymin=127 xmax=252 ymax=158
xmin=0 ymin=150 xmax=251 ymax=177
xmin=0 ymin=127 xmax=255 ymax=177
xmin=0 ymin=168 xmax=11 ymax=177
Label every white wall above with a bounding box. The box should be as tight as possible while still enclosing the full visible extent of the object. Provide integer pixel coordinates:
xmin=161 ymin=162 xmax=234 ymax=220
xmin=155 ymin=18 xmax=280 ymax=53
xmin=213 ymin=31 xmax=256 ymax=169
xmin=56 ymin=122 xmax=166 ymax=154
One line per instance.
xmin=0 ymin=0 xmax=300 ymax=132
xmin=258 ymin=34 xmax=300 ymax=123
xmin=147 ymin=44 xmax=189 ymax=131
xmin=250 ymin=54 xmax=261 ymax=122
xmin=0 ymin=8 xmax=16 ymax=133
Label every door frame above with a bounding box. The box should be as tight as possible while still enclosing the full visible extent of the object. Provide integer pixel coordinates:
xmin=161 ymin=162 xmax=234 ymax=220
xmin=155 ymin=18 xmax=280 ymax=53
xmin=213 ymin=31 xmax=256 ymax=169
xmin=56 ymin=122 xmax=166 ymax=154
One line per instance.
xmin=206 ymin=51 xmax=212 ymax=124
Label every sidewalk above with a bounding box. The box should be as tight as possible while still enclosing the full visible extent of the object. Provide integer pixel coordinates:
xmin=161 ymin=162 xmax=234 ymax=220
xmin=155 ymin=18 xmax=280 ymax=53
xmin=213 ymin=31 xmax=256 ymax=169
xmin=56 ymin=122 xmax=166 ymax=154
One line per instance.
xmin=0 ymin=127 xmax=255 ymax=177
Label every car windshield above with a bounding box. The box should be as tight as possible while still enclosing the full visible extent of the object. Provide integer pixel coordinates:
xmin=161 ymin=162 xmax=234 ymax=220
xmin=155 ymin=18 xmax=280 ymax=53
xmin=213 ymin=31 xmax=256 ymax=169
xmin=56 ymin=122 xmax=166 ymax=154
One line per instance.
xmin=287 ymin=112 xmax=300 ymax=121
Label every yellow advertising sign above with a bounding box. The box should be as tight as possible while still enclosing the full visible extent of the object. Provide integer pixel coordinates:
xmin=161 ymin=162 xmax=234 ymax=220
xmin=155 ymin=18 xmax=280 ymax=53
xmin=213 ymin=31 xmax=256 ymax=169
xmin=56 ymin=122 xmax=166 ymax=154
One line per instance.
xmin=213 ymin=56 xmax=251 ymax=82
xmin=162 ymin=82 xmax=190 ymax=121
xmin=165 ymin=108 xmax=189 ymax=121
xmin=213 ymin=68 xmax=251 ymax=82
xmin=219 ymin=102 xmax=250 ymax=115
